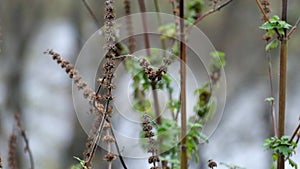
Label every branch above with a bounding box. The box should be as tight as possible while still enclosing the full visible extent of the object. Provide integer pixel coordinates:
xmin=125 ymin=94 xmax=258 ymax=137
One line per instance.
xmin=265 ymin=47 xmax=278 ymax=137
xmin=186 ymin=0 xmax=233 ymax=32
xmin=14 ymin=113 xmax=35 ymax=169
xmin=80 ymin=0 xmax=101 ymax=27
xmin=287 ymin=17 xmax=300 ymax=39
xmin=289 ymin=122 xmax=300 ymax=143
xmin=255 ymin=0 xmax=269 ymax=22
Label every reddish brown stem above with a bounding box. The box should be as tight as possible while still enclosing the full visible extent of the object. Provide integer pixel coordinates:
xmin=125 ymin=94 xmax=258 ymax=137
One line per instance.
xmin=179 ymin=0 xmax=187 ymax=168
xmin=277 ymin=0 xmax=288 ymax=168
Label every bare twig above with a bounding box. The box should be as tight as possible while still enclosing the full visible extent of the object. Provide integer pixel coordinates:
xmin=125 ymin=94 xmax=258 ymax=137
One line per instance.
xmin=289 ymin=122 xmax=300 ymax=143
xmin=109 ymin=127 xmax=127 ymax=169
xmin=15 ymin=113 xmax=34 ymax=169
xmin=186 ymin=0 xmax=233 ymax=32
xmin=265 ymin=45 xmax=278 ymax=137
xmin=80 ymin=0 xmax=100 ymax=27
xmin=287 ymin=17 xmax=300 ymax=39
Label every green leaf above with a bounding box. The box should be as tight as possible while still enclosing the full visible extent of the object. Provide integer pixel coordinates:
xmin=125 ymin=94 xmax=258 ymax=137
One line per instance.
xmin=260 ymin=22 xmax=274 ymax=30
xmin=265 ymin=40 xmax=278 ymax=51
xmin=288 ymin=158 xmax=298 ymax=169
xmin=210 ymin=51 xmax=226 ymax=68
xmin=73 ymin=156 xmax=88 ymax=169
xmin=265 ymin=97 xmax=275 ymax=102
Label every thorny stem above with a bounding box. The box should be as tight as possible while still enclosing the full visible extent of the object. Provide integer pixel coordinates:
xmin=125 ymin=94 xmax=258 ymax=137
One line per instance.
xmin=265 ymin=45 xmax=278 ymax=137
xmin=80 ymin=0 xmax=100 ymax=27
xmin=186 ymin=0 xmax=234 ymax=32
xmin=278 ymin=0 xmax=288 ymax=168
xmin=179 ymin=0 xmax=187 ymax=168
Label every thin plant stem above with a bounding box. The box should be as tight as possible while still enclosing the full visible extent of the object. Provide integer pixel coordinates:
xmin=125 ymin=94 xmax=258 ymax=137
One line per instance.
xmin=289 ymin=123 xmax=300 ymax=143
xmin=154 ymin=0 xmax=167 ymax=57
xmin=80 ymin=0 xmax=100 ymax=27
xmin=287 ymin=17 xmax=300 ymax=39
xmin=15 ymin=113 xmax=34 ymax=169
xmin=137 ymin=0 xmax=162 ymax=125
xmin=277 ymin=0 xmax=288 ymax=168
xmin=179 ymin=0 xmax=187 ymax=168
xmin=265 ymin=45 xmax=278 ymax=137
xmin=138 ymin=0 xmax=151 ymax=56
xmin=255 ymin=0 xmax=269 ymax=21
xmin=109 ymin=127 xmax=127 ymax=169
xmin=151 ymin=82 xmax=162 ymax=124
xmin=85 ymin=105 xmax=109 ymax=166
xmin=186 ymin=0 xmax=233 ymax=32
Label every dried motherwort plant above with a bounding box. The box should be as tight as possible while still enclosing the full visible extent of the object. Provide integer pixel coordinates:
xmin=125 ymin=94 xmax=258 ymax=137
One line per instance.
xmin=46 ymin=0 xmax=127 ymax=168
xmin=7 ymin=113 xmax=35 ymax=169
xmin=123 ymin=0 xmax=135 ymax=54
xmin=139 ymin=57 xmax=171 ymax=83
xmin=8 ymin=133 xmax=17 ymax=169
xmin=142 ymin=115 xmax=160 ymax=169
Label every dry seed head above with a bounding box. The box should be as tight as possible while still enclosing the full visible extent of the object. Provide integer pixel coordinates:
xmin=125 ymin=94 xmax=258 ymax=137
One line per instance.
xmin=104 ymin=152 xmax=117 ymax=161
xmin=8 ymin=134 xmax=17 ymax=169
xmin=104 ymin=121 xmax=112 ymax=128
xmin=103 ymin=135 xmax=115 ymax=143
xmin=148 ymin=155 xmax=160 ymax=164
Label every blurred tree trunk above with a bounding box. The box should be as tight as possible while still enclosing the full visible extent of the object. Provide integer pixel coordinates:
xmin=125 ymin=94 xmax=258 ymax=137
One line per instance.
xmin=1 ymin=0 xmax=44 ymax=167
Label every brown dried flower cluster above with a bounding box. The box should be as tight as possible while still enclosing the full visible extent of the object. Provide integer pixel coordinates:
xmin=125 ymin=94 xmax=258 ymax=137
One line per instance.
xmin=261 ymin=0 xmax=271 ymax=15
xmin=124 ymin=0 xmax=136 ymax=54
xmin=8 ymin=134 xmax=17 ymax=169
xmin=142 ymin=115 xmax=160 ymax=169
xmin=139 ymin=57 xmax=171 ymax=82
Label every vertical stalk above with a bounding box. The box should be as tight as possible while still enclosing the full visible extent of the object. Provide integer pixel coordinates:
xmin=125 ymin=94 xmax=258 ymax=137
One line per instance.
xmin=138 ymin=0 xmax=151 ymax=56
xmin=154 ymin=0 xmax=167 ymax=57
xmin=278 ymin=39 xmax=287 ymax=169
xmin=138 ymin=0 xmax=162 ymax=125
xmin=278 ymin=0 xmax=288 ymax=168
xmin=266 ymin=46 xmax=278 ymax=137
xmin=151 ymin=82 xmax=162 ymax=124
xmin=179 ymin=0 xmax=187 ymax=168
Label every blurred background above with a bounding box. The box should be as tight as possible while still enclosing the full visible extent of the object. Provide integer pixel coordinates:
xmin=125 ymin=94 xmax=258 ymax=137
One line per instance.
xmin=0 ymin=0 xmax=299 ymax=169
